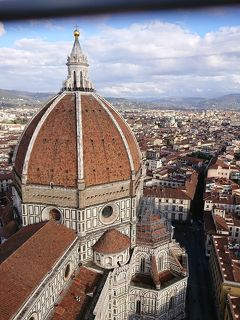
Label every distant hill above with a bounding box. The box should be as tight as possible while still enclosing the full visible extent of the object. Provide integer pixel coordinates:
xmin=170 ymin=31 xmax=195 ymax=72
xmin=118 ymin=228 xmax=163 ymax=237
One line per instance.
xmin=1 ymin=89 xmax=240 ymax=110
xmin=0 ymin=89 xmax=55 ymax=108
xmin=0 ymin=89 xmax=54 ymax=100
xmin=108 ymin=94 xmax=240 ymax=110
xmin=107 ymin=94 xmax=240 ymax=110
xmin=199 ymin=94 xmax=240 ymax=110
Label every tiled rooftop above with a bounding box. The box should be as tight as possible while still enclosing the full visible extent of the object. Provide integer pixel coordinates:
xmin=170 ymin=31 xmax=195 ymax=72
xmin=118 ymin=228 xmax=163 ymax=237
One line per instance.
xmin=213 ymin=236 xmax=240 ymax=283
xmin=51 ymin=267 xmax=103 ymax=320
xmin=144 ymin=186 xmax=191 ymax=200
xmin=0 ymin=221 xmax=77 ymax=320
xmin=93 ymin=229 xmax=130 ymax=254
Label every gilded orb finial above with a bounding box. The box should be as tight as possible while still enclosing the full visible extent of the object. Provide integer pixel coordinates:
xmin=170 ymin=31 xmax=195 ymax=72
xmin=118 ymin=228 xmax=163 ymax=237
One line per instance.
xmin=74 ymin=26 xmax=80 ymax=38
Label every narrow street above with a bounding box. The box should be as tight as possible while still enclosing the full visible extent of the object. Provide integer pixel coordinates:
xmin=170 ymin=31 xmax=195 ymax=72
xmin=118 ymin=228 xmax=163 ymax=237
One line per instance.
xmin=173 ymin=170 xmax=217 ymax=320
xmin=173 ymin=222 xmax=217 ymax=320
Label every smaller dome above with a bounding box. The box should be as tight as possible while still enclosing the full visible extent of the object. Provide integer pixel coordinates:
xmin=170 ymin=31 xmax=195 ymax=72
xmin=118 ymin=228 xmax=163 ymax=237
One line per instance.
xmin=93 ymin=229 xmax=130 ymax=254
xmin=137 ymin=212 xmax=171 ymax=247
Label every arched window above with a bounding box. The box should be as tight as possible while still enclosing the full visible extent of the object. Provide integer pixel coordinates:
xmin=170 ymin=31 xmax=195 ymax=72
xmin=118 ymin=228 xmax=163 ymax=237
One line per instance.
xmin=28 ymin=313 xmax=38 ymax=320
xmin=106 ymin=256 xmax=112 ymax=266
xmin=73 ymin=71 xmax=77 ymax=89
xmin=158 ymin=256 xmax=163 ymax=271
xmin=80 ymin=71 xmax=83 ymax=87
xmin=140 ymin=257 xmax=145 ymax=273
xmin=136 ymin=300 xmax=141 ymax=314
xmin=65 ymin=264 xmax=70 ymax=278
xmin=64 ymin=262 xmax=72 ymax=281
xmin=169 ymin=296 xmax=174 ymax=310
xmin=96 ymin=253 xmax=100 ymax=262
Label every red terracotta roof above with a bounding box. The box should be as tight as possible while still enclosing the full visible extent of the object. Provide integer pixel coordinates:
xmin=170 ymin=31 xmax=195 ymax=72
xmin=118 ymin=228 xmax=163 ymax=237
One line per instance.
xmin=159 ymin=270 xmax=175 ymax=284
xmin=137 ymin=213 xmax=170 ymax=246
xmin=99 ymin=96 xmax=141 ymax=174
xmin=0 ymin=222 xmax=46 ymax=264
xmin=209 ymin=158 xmax=229 ymax=170
xmin=51 ymin=267 xmax=102 ymax=320
xmin=93 ymin=229 xmax=130 ymax=254
xmin=14 ymin=92 xmax=140 ymax=188
xmin=0 ymin=221 xmax=77 ymax=320
xmin=14 ymin=97 xmax=56 ymax=177
xmin=144 ymin=186 xmax=191 ymax=200
xmin=214 ymin=215 xmax=229 ymax=232
xmin=212 ymin=236 xmax=240 ymax=283
xmin=27 ymin=94 xmax=78 ymax=187
xmin=203 ymin=211 xmax=216 ymax=234
xmin=81 ymin=94 xmax=131 ymax=186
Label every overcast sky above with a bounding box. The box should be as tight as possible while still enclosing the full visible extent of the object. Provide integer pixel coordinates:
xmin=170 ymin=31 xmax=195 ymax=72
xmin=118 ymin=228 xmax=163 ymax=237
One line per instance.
xmin=1 ymin=8 xmax=240 ymax=98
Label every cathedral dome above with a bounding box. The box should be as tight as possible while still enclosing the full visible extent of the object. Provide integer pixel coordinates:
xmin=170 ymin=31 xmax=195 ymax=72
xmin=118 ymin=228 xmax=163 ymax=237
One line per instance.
xmin=93 ymin=229 xmax=130 ymax=269
xmin=93 ymin=229 xmax=130 ymax=254
xmin=13 ymin=31 xmax=141 ymax=191
xmin=14 ymin=92 xmax=140 ymax=189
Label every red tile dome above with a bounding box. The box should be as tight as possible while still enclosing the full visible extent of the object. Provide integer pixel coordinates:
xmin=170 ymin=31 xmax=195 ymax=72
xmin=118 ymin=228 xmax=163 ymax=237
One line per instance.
xmin=13 ymin=92 xmax=141 ymax=188
xmin=93 ymin=229 xmax=130 ymax=254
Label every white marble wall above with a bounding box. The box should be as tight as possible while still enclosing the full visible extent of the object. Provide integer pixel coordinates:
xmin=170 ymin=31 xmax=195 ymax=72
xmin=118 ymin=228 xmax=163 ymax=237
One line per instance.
xmin=22 ymin=196 xmax=137 ymax=262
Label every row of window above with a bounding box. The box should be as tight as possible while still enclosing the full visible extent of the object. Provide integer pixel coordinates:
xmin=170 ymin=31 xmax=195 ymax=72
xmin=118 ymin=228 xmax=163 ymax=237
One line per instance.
xmin=158 ymin=199 xmax=186 ymax=204
xmin=160 ymin=205 xmax=185 ymax=212
xmin=230 ymin=231 xmax=239 ymax=238
xmin=217 ymin=171 xmax=229 ymax=176
xmin=229 ymin=227 xmax=239 ymax=232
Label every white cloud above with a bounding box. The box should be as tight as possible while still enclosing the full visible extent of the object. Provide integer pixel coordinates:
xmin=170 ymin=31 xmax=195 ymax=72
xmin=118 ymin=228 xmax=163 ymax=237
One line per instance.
xmin=0 ymin=22 xmax=5 ymax=37
xmin=85 ymin=21 xmax=240 ymax=97
xmin=1 ymin=21 xmax=240 ymax=97
xmin=0 ymin=38 xmax=71 ymax=92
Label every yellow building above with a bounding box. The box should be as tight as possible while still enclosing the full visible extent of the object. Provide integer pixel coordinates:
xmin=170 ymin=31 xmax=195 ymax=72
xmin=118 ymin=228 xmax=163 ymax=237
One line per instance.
xmin=209 ymin=235 xmax=240 ymax=319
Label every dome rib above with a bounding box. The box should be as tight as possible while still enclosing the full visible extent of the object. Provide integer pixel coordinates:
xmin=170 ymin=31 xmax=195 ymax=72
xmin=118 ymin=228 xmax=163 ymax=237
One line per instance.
xmin=93 ymin=94 xmax=135 ymax=174
xmin=76 ymin=92 xmax=84 ymax=185
xmin=97 ymin=95 xmax=141 ymax=174
xmin=81 ymin=93 xmax=132 ymax=186
xmin=24 ymin=92 xmax=78 ymax=187
xmin=13 ymin=95 xmax=58 ymax=178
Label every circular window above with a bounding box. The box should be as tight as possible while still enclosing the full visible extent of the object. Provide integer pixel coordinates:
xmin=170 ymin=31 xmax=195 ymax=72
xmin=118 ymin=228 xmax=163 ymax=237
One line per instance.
xmin=49 ymin=209 xmax=61 ymax=221
xmin=102 ymin=206 xmax=113 ymax=218
xmin=42 ymin=207 xmax=62 ymax=222
xmin=99 ymin=204 xmax=119 ymax=225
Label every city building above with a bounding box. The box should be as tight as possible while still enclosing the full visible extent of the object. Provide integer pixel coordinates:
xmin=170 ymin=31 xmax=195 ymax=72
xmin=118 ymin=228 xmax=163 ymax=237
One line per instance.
xmin=0 ymin=30 xmax=188 ymax=320
xmin=209 ymin=235 xmax=240 ymax=319
xmin=143 ymin=187 xmax=191 ymax=222
xmin=0 ymin=171 xmax=12 ymax=193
